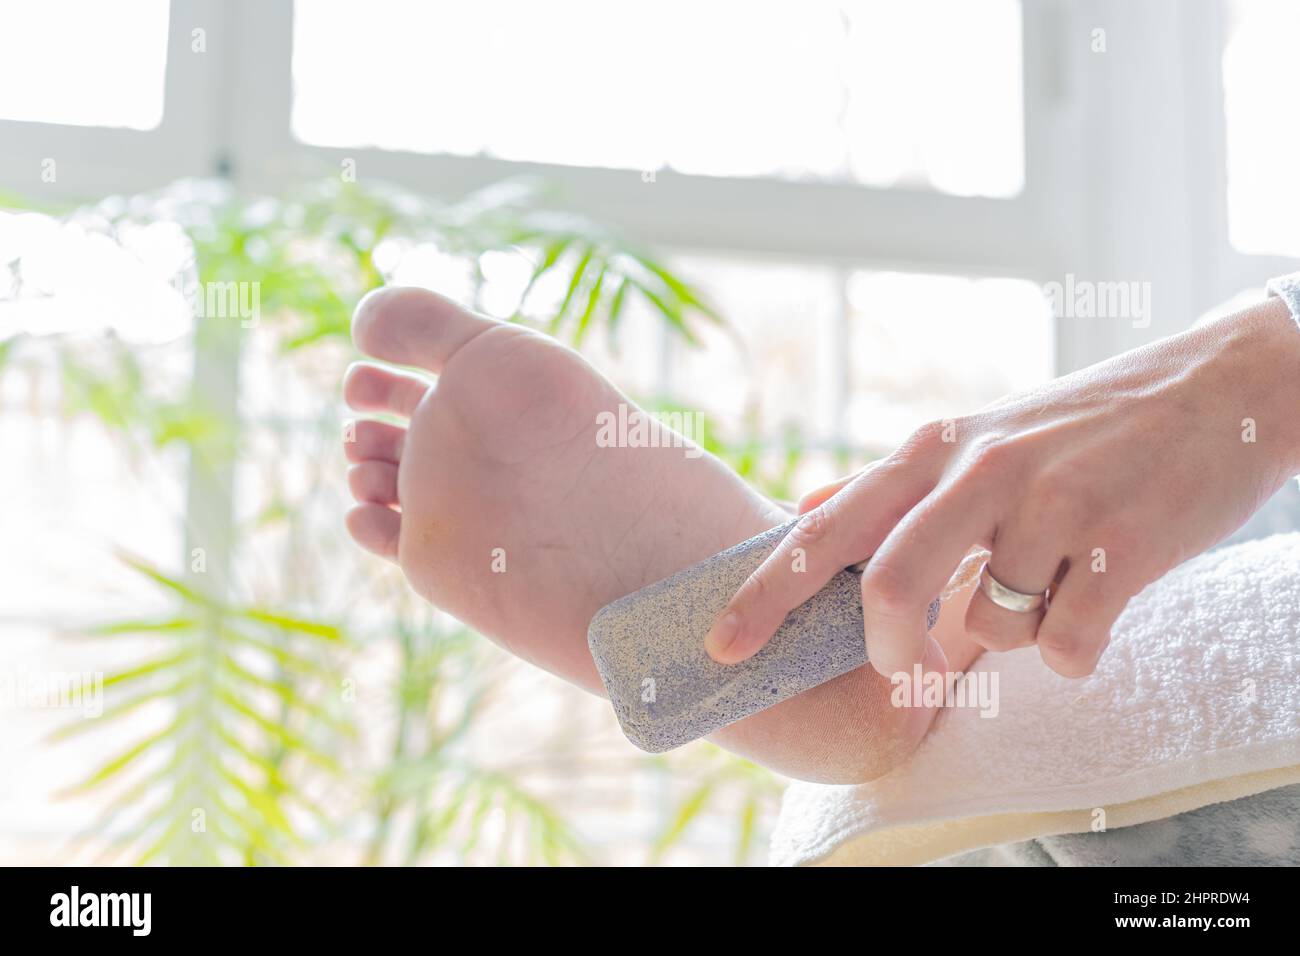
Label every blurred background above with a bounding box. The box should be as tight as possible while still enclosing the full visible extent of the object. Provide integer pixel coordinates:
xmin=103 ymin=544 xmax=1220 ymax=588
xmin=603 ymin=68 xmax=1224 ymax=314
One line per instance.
xmin=0 ymin=0 xmax=1295 ymax=865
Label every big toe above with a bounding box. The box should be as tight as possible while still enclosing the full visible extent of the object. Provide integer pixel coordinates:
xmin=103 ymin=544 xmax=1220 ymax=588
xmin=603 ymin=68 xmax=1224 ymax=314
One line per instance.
xmin=352 ymin=286 xmax=497 ymax=372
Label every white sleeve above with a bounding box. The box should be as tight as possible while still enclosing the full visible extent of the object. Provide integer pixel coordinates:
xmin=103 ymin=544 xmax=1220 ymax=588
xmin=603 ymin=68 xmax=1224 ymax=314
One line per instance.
xmin=1266 ymin=272 xmax=1300 ymax=328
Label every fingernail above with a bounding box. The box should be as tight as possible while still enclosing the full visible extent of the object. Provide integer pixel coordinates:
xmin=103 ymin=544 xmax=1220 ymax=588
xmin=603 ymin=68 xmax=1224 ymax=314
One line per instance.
xmin=704 ymin=611 xmax=742 ymax=660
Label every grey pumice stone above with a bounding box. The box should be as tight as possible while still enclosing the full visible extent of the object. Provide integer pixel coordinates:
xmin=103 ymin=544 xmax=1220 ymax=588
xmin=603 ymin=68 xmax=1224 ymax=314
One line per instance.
xmin=587 ymin=519 xmax=942 ymax=753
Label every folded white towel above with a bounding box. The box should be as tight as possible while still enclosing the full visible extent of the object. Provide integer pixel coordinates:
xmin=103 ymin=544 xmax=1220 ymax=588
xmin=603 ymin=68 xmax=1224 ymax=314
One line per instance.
xmin=771 ymin=533 xmax=1300 ymax=866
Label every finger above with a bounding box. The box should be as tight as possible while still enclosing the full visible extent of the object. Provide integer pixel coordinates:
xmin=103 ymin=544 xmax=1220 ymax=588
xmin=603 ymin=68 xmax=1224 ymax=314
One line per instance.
xmin=861 ymin=473 xmax=1003 ymax=678
xmin=963 ymin=586 xmax=1043 ymax=651
xmin=347 ymin=460 xmax=400 ymax=506
xmin=795 ymin=461 xmax=883 ymax=514
xmin=346 ymin=503 xmax=401 ymax=561
xmin=352 ymin=286 xmax=497 ymax=373
xmin=343 ymin=362 xmax=430 ymax=418
xmin=343 ymin=419 xmax=406 ymax=464
xmin=1034 ymin=561 xmax=1133 ymax=678
xmin=704 ymin=457 xmax=939 ymax=664
xmin=888 ymin=633 xmax=952 ymax=744
xmin=963 ymin=522 xmax=1066 ymax=651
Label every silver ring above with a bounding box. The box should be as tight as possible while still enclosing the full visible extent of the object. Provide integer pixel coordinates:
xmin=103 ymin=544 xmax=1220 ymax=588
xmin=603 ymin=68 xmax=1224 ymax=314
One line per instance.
xmin=978 ymin=561 xmax=1048 ymax=613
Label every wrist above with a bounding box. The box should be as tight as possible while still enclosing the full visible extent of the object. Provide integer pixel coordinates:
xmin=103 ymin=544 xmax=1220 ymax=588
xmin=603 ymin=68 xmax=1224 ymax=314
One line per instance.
xmin=1234 ymin=296 xmax=1300 ymax=476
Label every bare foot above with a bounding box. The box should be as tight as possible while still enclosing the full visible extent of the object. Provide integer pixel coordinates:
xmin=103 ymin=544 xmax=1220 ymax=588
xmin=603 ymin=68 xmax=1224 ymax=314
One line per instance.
xmin=343 ymin=287 xmax=977 ymax=782
xmin=343 ymin=286 xmax=785 ymax=689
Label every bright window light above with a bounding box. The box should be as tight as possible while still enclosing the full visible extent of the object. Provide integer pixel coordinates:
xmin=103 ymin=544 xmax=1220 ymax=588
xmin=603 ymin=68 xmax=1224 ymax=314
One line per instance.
xmin=844 ymin=271 xmax=1053 ymax=447
xmin=635 ymin=257 xmax=1052 ymax=457
xmin=0 ymin=210 xmax=192 ymax=344
xmin=0 ymin=0 xmax=169 ymax=130
xmin=1223 ymin=0 xmax=1300 ymax=257
xmin=292 ymin=0 xmax=1024 ymax=197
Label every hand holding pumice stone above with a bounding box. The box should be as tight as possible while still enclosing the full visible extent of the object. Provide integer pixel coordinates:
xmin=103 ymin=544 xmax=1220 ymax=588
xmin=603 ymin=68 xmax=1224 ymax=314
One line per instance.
xmin=588 ymin=519 xmax=942 ymax=752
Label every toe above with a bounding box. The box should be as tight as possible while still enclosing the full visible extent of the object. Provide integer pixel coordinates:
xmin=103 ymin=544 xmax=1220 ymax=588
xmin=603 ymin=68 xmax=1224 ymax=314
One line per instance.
xmin=343 ymin=363 xmax=430 ymax=418
xmin=352 ymin=286 xmax=496 ymax=373
xmin=347 ymin=460 xmax=400 ymax=505
xmin=344 ymin=419 xmax=406 ymax=464
xmin=346 ymin=504 xmax=402 ymax=561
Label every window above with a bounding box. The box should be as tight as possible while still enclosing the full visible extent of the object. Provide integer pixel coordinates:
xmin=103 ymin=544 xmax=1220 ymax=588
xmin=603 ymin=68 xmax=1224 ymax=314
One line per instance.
xmin=1223 ymin=0 xmax=1300 ymax=257
xmin=656 ymin=261 xmax=1051 ymax=487
xmin=0 ymin=0 xmax=169 ymax=129
xmin=2 ymin=0 xmax=1295 ymax=866
xmin=292 ymin=0 xmax=1024 ymax=197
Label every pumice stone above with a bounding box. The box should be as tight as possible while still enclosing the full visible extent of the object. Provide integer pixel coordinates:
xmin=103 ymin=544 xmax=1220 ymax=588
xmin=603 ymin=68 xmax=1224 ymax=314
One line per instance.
xmin=588 ymin=519 xmax=942 ymax=752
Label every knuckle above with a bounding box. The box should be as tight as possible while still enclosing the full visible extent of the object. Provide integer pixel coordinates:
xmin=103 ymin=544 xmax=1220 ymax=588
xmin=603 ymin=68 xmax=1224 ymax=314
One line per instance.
xmin=909 ymin=418 xmax=948 ymax=448
xmin=897 ymin=417 xmax=960 ymax=458
xmin=790 ymin=489 xmax=876 ymax=563
xmin=789 ymin=506 xmax=833 ymax=547
xmin=964 ymin=437 xmax=1016 ymax=480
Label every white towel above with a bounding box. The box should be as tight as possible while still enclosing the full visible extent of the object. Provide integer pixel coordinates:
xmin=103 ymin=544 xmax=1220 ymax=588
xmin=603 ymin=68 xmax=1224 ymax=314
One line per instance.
xmin=770 ymin=532 xmax=1300 ymax=866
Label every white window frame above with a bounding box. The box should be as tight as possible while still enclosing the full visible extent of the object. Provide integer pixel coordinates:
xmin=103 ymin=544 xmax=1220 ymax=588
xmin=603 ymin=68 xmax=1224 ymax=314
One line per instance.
xmin=3 ymin=0 xmax=1296 ymax=517
xmin=6 ymin=0 xmax=1293 ymax=371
